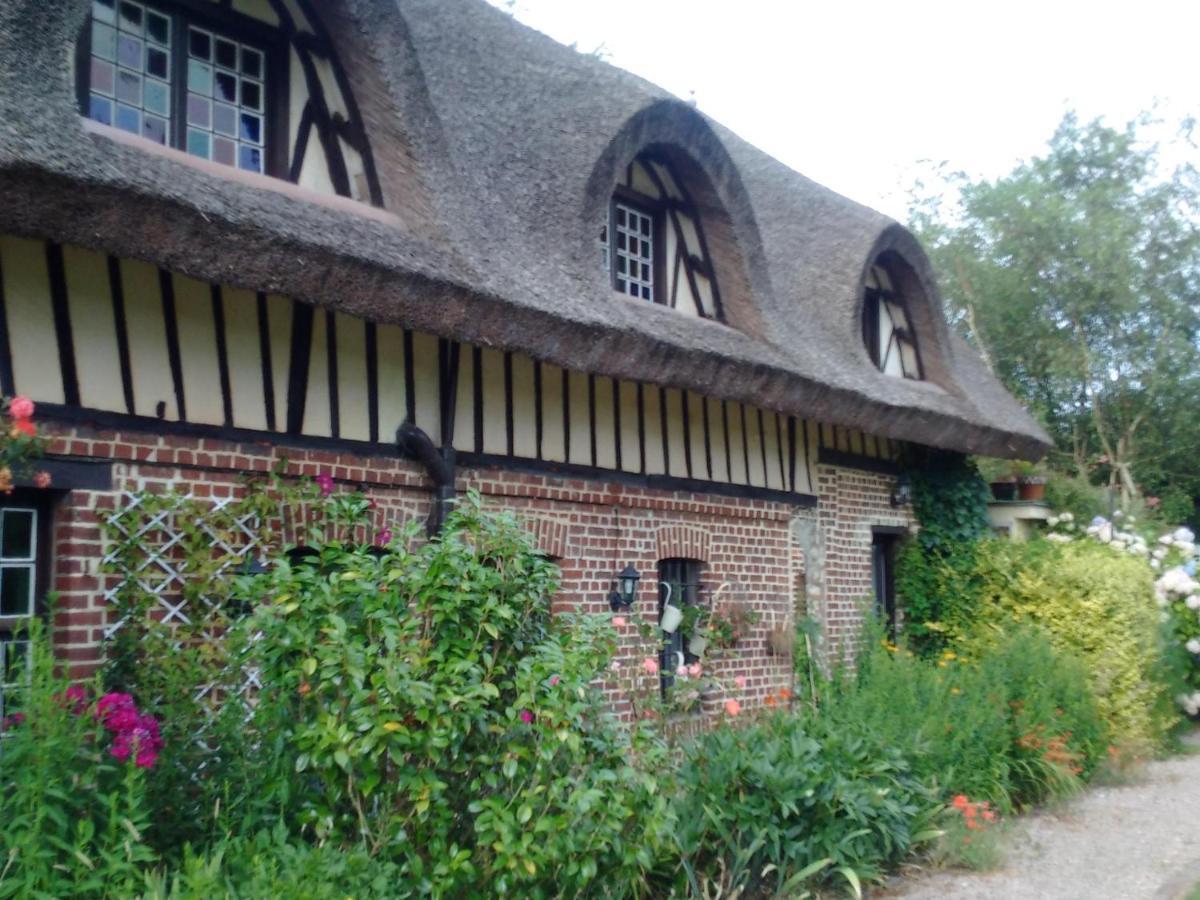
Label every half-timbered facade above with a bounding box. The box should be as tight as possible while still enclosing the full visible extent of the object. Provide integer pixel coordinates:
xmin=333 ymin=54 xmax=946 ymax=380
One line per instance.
xmin=0 ymin=0 xmax=1048 ymax=710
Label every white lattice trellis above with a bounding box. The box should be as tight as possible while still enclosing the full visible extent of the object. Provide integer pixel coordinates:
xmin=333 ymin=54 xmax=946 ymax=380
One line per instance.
xmin=101 ymin=491 xmax=271 ymax=713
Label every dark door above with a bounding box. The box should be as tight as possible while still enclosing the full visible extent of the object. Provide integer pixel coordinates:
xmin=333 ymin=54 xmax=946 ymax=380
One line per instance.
xmin=871 ymin=533 xmax=897 ymax=639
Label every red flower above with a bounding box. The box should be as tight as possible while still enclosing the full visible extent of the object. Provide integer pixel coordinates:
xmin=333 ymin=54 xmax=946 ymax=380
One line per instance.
xmin=11 ymin=418 xmax=35 ymax=437
xmin=951 ymin=794 xmax=969 ymax=810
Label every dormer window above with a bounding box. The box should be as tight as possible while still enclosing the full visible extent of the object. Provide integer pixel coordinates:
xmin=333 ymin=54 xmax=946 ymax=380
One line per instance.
xmin=863 ymin=263 xmax=923 ymax=380
xmin=600 ymin=151 xmax=723 ymax=320
xmin=81 ymin=0 xmax=277 ymax=175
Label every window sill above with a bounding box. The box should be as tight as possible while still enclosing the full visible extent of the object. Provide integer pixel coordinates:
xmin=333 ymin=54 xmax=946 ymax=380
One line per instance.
xmin=80 ymin=118 xmax=399 ymax=228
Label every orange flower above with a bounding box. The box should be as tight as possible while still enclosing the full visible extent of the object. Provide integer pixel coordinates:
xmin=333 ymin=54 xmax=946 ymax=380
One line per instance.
xmin=765 ymin=694 xmax=777 ymax=706
xmin=951 ymin=795 xmax=969 ymax=810
xmin=779 ymin=688 xmax=793 ymax=700
xmin=724 ymin=699 xmax=741 ymax=717
xmin=298 ymin=681 xmax=311 ymax=696
xmin=983 ymin=809 xmax=996 ymax=822
xmin=965 ymin=818 xmax=981 ymax=830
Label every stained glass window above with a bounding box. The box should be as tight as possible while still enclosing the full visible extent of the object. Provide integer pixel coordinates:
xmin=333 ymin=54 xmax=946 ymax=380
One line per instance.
xmin=85 ymin=0 xmax=269 ymax=175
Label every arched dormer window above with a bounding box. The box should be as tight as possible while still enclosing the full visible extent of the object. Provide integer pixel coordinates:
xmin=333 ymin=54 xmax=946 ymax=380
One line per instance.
xmin=863 ymin=261 xmax=924 ymax=380
xmin=77 ymin=0 xmax=382 ymax=204
xmin=600 ymin=151 xmax=723 ymax=320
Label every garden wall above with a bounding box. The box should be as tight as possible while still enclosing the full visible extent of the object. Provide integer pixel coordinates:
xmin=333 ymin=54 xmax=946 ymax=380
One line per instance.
xmin=37 ymin=422 xmax=911 ymax=715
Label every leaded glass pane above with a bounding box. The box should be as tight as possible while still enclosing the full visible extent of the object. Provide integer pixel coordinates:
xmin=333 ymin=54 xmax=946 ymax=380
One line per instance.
xmin=613 ymin=202 xmax=654 ymax=301
xmin=88 ymin=0 xmax=174 ymax=145
xmin=185 ymin=23 xmax=268 ymax=174
xmin=85 ymin=2 xmax=268 ymax=174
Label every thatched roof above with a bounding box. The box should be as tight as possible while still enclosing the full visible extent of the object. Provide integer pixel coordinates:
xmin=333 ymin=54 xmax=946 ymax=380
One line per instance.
xmin=0 ymin=0 xmax=1050 ymax=458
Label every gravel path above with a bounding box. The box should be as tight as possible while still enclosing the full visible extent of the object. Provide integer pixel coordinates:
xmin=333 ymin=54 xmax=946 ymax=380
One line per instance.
xmin=880 ymin=739 xmax=1200 ymax=900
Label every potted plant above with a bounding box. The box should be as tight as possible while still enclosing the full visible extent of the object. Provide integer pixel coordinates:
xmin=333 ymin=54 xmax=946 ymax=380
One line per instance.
xmin=1013 ymin=460 xmax=1049 ymax=501
xmin=978 ymin=457 xmax=1018 ymax=501
xmin=707 ymin=599 xmax=760 ymax=648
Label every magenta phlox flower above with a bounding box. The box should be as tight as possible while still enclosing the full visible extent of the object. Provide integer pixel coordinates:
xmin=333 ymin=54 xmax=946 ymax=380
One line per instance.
xmin=375 ymin=526 xmax=394 ymax=547
xmin=1 ymin=712 xmax=25 ymax=731
xmin=519 ymin=709 xmax=534 ymax=724
xmin=315 ymin=472 xmax=335 ymax=497
xmin=60 ymin=684 xmax=88 ymax=714
xmin=95 ymin=693 xmax=163 ymax=768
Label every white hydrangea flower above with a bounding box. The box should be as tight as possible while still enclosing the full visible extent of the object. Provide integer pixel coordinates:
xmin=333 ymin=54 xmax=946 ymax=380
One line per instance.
xmin=1113 ymin=510 xmax=1125 ymax=519
xmin=1152 ymin=559 xmax=1161 ymax=569
xmin=1061 ymin=512 xmax=1074 ymax=523
xmin=1187 ymin=595 xmax=1200 ymax=611
xmin=1046 ymin=533 xmax=1073 ymax=544
xmin=1175 ymin=527 xmax=1196 ymax=544
xmin=1154 ymin=547 xmax=1169 ymax=560
xmin=1177 ymin=542 xmax=1195 ymax=558
xmin=1160 ymin=534 xmax=1176 ymax=546
xmin=1187 ymin=638 xmax=1200 ymax=655
xmin=1047 ymin=515 xmax=1060 ymax=527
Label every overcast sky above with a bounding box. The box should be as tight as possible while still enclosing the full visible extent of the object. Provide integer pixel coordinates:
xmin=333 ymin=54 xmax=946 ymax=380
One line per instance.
xmin=489 ymin=0 xmax=1199 ymax=220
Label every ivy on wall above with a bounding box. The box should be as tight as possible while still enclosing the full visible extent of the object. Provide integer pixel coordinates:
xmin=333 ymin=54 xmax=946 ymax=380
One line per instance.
xmin=895 ymin=450 xmax=992 ymax=656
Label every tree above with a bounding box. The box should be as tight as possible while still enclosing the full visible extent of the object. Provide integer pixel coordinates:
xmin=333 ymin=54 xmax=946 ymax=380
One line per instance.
xmin=910 ymin=112 xmax=1200 ymax=509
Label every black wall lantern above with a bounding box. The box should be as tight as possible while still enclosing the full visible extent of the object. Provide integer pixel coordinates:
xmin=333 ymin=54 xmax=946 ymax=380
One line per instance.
xmin=890 ymin=473 xmax=913 ymax=508
xmin=608 ymin=564 xmax=641 ymax=612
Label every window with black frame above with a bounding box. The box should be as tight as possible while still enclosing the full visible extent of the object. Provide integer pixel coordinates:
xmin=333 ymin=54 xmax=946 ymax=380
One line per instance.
xmin=80 ymin=0 xmax=278 ymax=175
xmin=657 ymin=558 xmax=703 ymax=696
xmin=862 ymin=263 xmax=924 ymax=380
xmin=0 ymin=494 xmax=52 ymax=725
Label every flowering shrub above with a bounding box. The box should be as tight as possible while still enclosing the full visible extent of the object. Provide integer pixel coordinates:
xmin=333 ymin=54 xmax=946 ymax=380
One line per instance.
xmin=1048 ymin=513 xmax=1200 ymax=717
xmin=933 ymin=795 xmax=1005 ymax=870
xmin=0 ymin=394 xmax=50 ymax=492
xmin=829 ymin=627 xmax=1104 ymax=812
xmin=0 ymin=622 xmax=157 ymax=897
xmin=226 ymin=491 xmax=675 ymax=896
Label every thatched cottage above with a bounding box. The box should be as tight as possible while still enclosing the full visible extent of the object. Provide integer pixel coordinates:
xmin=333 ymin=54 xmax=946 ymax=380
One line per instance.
xmin=0 ymin=0 xmax=1047 ymax=707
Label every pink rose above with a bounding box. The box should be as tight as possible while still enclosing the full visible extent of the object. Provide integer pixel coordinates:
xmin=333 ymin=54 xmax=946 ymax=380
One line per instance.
xmin=519 ymin=709 xmax=534 ymax=724
xmin=734 ymin=676 xmax=747 ymax=689
xmin=612 ymin=616 xmax=626 ymax=627
xmin=676 ymin=664 xmax=688 ymax=677
xmin=548 ymin=675 xmax=560 ymax=686
xmin=642 ymin=657 xmax=659 ymax=675
xmin=8 ymin=396 xmax=34 ymax=420
xmin=724 ymin=699 xmax=741 ymax=717
xmin=688 ymin=663 xmax=702 ymax=678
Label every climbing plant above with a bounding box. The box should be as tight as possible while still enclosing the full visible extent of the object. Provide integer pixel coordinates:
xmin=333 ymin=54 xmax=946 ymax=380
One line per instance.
xmin=895 ymin=450 xmax=991 ymax=656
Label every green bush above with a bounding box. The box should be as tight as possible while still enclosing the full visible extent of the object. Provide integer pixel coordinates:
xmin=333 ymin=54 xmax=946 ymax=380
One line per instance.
xmin=0 ymin=623 xmax=158 ymax=898
xmin=142 ymin=827 xmax=403 ymax=899
xmin=673 ymin=709 xmax=940 ymax=895
xmin=827 ymin=628 xmax=1104 ymax=812
xmin=228 ymin=492 xmax=674 ymax=897
xmin=957 ymin=541 xmax=1172 ymax=750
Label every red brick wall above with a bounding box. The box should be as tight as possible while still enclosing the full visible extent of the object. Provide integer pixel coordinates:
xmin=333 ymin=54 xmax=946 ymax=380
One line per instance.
xmin=37 ymin=424 xmax=911 ymax=715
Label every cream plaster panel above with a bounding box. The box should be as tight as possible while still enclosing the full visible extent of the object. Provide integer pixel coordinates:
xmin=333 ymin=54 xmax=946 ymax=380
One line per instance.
xmin=302 ymin=311 xmax=332 ymax=437
xmin=62 ymin=246 xmax=122 ymax=412
xmin=220 ymin=287 xmax=268 ymax=432
xmin=511 ymin=354 xmax=537 ymax=459
xmin=663 ymin=388 xmax=687 ymax=478
xmin=452 ymin=349 xmax=475 ymax=452
xmin=593 ymin=376 xmax=616 ymax=470
xmin=687 ymin=391 xmax=709 ymax=481
xmin=335 ymin=313 xmax=370 ymax=441
xmin=121 ymin=259 xmax=175 ymax=419
xmin=411 ymin=332 xmax=440 ymax=441
xmin=265 ymin=294 xmax=293 ymax=431
xmin=726 ymin=401 xmax=748 ymax=485
xmin=706 ymin=397 xmax=728 ymax=483
xmin=375 ymin=323 xmax=406 ymax=438
xmin=642 ymin=385 xmax=665 ymax=476
xmin=1 ymin=237 xmax=63 ymax=405
xmin=171 ymin=275 xmax=223 ymax=425
xmin=618 ymin=380 xmax=640 ymax=473
xmin=540 ymin=364 xmax=566 ymax=463
xmin=567 ymin=370 xmax=590 ymax=466
xmin=480 ymin=348 xmax=506 ymax=456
